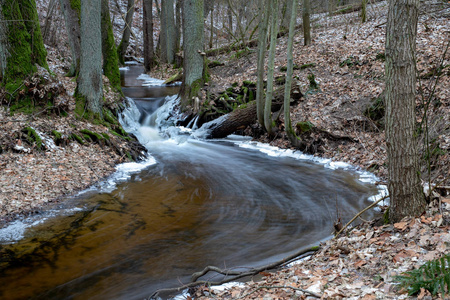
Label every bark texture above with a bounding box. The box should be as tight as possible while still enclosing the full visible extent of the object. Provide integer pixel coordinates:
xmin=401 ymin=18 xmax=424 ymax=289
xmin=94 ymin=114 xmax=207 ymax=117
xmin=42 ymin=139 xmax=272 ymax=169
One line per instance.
xmin=385 ymin=0 xmax=425 ymax=222
xmin=143 ymin=0 xmax=155 ymax=72
xmin=101 ymin=0 xmax=121 ymax=91
xmin=303 ymin=0 xmax=311 ymax=45
xmin=77 ymin=0 xmax=103 ymax=117
xmin=0 ymin=0 xmax=47 ymax=95
xmin=161 ymin=0 xmax=176 ymax=63
xmin=58 ymin=0 xmax=81 ymax=76
xmin=256 ymin=0 xmax=270 ymax=126
xmin=181 ymin=0 xmax=204 ymax=107
xmin=118 ymin=0 xmax=135 ymax=64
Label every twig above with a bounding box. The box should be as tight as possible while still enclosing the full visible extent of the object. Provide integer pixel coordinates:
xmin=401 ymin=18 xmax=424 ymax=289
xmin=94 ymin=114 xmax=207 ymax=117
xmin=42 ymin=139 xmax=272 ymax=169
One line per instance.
xmin=333 ymin=195 xmax=388 ymax=239
xmin=149 ymin=245 xmax=320 ymax=299
xmin=236 ymin=285 xmax=322 ymax=299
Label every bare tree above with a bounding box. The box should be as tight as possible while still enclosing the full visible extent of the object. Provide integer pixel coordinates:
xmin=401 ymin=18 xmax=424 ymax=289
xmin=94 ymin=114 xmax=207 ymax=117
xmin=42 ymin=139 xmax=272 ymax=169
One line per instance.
xmin=59 ymin=0 xmax=81 ymax=76
xmin=76 ymin=0 xmax=103 ymax=118
xmin=143 ymin=0 xmax=155 ymax=72
xmin=264 ymin=0 xmax=280 ymax=133
xmin=181 ymin=0 xmax=205 ymax=108
xmin=161 ymin=0 xmax=176 ymax=63
xmin=303 ymin=0 xmax=311 ymax=45
xmin=256 ymin=0 xmax=270 ymax=125
xmin=118 ymin=0 xmax=136 ymax=64
xmin=385 ymin=0 xmax=426 ymax=222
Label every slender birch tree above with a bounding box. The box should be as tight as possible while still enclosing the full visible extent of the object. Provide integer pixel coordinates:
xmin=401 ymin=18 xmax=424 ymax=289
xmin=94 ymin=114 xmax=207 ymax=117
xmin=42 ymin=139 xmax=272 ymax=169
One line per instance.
xmin=256 ymin=0 xmax=270 ymax=126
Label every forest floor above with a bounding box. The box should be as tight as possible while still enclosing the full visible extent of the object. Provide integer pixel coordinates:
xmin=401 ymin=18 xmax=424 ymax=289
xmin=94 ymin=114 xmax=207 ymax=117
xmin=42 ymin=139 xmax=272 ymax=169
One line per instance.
xmin=0 ymin=0 xmax=449 ymax=299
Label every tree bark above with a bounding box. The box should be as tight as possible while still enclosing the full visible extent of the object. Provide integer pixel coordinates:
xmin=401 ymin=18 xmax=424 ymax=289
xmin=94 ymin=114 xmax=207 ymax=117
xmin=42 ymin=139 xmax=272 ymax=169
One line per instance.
xmin=143 ymin=0 xmax=155 ymax=72
xmin=284 ymin=0 xmax=299 ymax=144
xmin=161 ymin=0 xmax=176 ymax=63
xmin=264 ymin=0 xmax=280 ymax=133
xmin=256 ymin=0 xmax=270 ymax=126
xmin=101 ymin=0 xmax=121 ymax=91
xmin=118 ymin=0 xmax=136 ymax=64
xmin=202 ymin=83 xmax=302 ymax=139
xmin=385 ymin=0 xmax=425 ymax=222
xmin=77 ymin=0 xmax=103 ymax=118
xmin=0 ymin=0 xmax=47 ymax=97
xmin=59 ymin=0 xmax=81 ymax=76
xmin=180 ymin=0 xmax=205 ymax=108
xmin=303 ymin=0 xmax=311 ymax=45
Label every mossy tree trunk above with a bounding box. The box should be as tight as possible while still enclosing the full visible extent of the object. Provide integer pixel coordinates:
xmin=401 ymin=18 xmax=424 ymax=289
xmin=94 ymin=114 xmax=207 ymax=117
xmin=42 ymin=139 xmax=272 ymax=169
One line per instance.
xmin=59 ymin=0 xmax=81 ymax=76
xmin=256 ymin=0 xmax=270 ymax=126
xmin=180 ymin=0 xmax=205 ymax=108
xmin=361 ymin=0 xmax=367 ymax=23
xmin=263 ymin=0 xmax=279 ymax=134
xmin=76 ymin=0 xmax=103 ymax=118
xmin=143 ymin=0 xmax=155 ymax=72
xmin=175 ymin=0 xmax=182 ymax=52
xmin=118 ymin=0 xmax=135 ymax=65
xmin=161 ymin=0 xmax=176 ymax=64
xmin=101 ymin=0 xmax=121 ymax=92
xmin=284 ymin=0 xmax=299 ymax=144
xmin=302 ymin=0 xmax=311 ymax=45
xmin=385 ymin=0 xmax=425 ymax=222
xmin=0 ymin=0 xmax=48 ymax=98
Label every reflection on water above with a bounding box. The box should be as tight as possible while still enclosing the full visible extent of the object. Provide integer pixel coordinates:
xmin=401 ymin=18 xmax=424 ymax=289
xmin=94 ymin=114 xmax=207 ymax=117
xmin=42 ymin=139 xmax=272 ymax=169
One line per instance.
xmin=0 ymin=65 xmax=379 ymax=300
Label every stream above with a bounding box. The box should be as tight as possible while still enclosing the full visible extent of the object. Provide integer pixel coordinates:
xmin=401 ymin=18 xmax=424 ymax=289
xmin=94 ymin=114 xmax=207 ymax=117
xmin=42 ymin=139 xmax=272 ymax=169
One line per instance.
xmin=0 ymin=65 xmax=381 ymax=300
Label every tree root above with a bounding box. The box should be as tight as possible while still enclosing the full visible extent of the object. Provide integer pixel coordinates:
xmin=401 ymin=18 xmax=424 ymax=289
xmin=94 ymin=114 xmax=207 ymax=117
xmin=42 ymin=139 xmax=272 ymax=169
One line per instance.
xmin=148 ymin=245 xmax=320 ymax=299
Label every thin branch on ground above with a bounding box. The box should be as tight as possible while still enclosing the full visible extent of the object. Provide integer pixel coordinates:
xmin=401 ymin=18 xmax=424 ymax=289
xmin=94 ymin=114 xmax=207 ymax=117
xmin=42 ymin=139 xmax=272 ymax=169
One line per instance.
xmin=334 ymin=195 xmax=389 ymax=239
xmin=236 ymin=285 xmax=322 ymax=299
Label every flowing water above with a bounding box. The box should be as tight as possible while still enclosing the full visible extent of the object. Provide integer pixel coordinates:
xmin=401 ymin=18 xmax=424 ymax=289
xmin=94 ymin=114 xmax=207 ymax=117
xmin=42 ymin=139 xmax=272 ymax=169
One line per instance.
xmin=0 ymin=65 xmax=381 ymax=300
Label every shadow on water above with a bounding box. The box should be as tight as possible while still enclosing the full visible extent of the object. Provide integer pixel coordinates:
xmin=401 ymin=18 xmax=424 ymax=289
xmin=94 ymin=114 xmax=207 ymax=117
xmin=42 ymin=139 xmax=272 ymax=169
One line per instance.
xmin=0 ymin=65 xmax=380 ymax=300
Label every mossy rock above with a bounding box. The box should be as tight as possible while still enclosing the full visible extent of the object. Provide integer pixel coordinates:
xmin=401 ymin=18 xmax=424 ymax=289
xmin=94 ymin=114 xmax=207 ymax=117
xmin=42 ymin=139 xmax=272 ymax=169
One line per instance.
xmin=242 ymin=80 xmax=256 ymax=87
xmin=80 ymin=129 xmax=104 ymax=143
xmin=22 ymin=127 xmax=43 ymax=150
xmin=307 ymin=73 xmax=319 ymax=90
xmin=207 ymin=60 xmax=224 ymax=68
xmin=296 ymin=121 xmax=315 ymax=134
xmin=70 ymin=133 xmax=85 ymax=145
xmin=300 ymin=63 xmax=316 ymax=70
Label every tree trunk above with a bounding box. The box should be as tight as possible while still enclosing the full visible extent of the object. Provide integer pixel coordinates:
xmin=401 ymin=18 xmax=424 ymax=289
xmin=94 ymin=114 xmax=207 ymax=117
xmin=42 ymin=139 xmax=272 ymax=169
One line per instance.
xmin=385 ymin=0 xmax=425 ymax=222
xmin=361 ymin=0 xmax=367 ymax=23
xmin=256 ymin=0 xmax=270 ymax=126
xmin=180 ymin=0 xmax=205 ymax=108
xmin=43 ymin=0 xmax=58 ymax=43
xmin=175 ymin=0 xmax=182 ymax=52
xmin=0 ymin=0 xmax=48 ymax=97
xmin=303 ymin=0 xmax=311 ymax=45
xmin=202 ymin=83 xmax=302 ymax=138
xmin=284 ymin=0 xmax=299 ymax=144
xmin=59 ymin=0 xmax=81 ymax=76
xmin=209 ymin=6 xmax=214 ymax=49
xmin=118 ymin=0 xmax=136 ymax=64
xmin=101 ymin=0 xmax=121 ymax=91
xmin=76 ymin=0 xmax=103 ymax=118
xmin=264 ymin=0 xmax=280 ymax=134
xmin=143 ymin=0 xmax=155 ymax=72
xmin=161 ymin=0 xmax=176 ymax=63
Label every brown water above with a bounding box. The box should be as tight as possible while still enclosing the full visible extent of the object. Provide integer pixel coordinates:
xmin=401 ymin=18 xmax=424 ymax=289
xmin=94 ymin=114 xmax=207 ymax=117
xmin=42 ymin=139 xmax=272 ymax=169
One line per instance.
xmin=0 ymin=65 xmax=380 ymax=300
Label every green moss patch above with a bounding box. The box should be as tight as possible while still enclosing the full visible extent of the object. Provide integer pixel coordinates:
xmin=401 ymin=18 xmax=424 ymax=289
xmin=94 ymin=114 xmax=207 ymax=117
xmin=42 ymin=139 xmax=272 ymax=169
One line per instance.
xmin=22 ymin=127 xmax=43 ymax=150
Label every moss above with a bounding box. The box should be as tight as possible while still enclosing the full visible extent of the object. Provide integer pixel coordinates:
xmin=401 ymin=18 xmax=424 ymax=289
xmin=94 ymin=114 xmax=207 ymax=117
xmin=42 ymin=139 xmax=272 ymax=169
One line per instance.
xmin=69 ymin=0 xmax=81 ymax=15
xmin=300 ymin=63 xmax=316 ymax=70
xmin=80 ymin=129 xmax=104 ymax=143
xmin=51 ymin=130 xmax=62 ymax=140
xmin=101 ymin=133 xmax=110 ymax=140
xmin=296 ymin=121 xmax=315 ymax=134
xmin=242 ymin=80 xmax=256 ymax=87
xmin=9 ymin=97 xmax=35 ymax=114
xmin=207 ymin=60 xmax=223 ymax=68
xmin=101 ymin=3 xmax=122 ymax=92
xmin=307 ymin=73 xmax=319 ymax=89
xmin=70 ymin=133 xmax=84 ymax=145
xmin=232 ymin=82 xmax=239 ymax=87
xmin=383 ymin=207 xmax=390 ymax=224
xmin=103 ymin=108 xmax=118 ymax=125
xmin=22 ymin=127 xmax=43 ymax=150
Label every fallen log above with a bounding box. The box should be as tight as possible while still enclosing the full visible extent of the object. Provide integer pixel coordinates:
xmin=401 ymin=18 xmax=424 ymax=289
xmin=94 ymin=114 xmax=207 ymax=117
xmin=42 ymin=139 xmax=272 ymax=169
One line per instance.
xmin=200 ymin=82 xmax=302 ymax=139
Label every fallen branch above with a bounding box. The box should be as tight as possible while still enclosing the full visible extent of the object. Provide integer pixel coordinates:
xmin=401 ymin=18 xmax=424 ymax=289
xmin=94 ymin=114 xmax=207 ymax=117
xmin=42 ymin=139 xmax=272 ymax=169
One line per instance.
xmin=237 ymin=285 xmax=322 ymax=299
xmin=333 ymin=195 xmax=389 ymax=239
xmin=149 ymin=245 xmax=320 ymax=299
